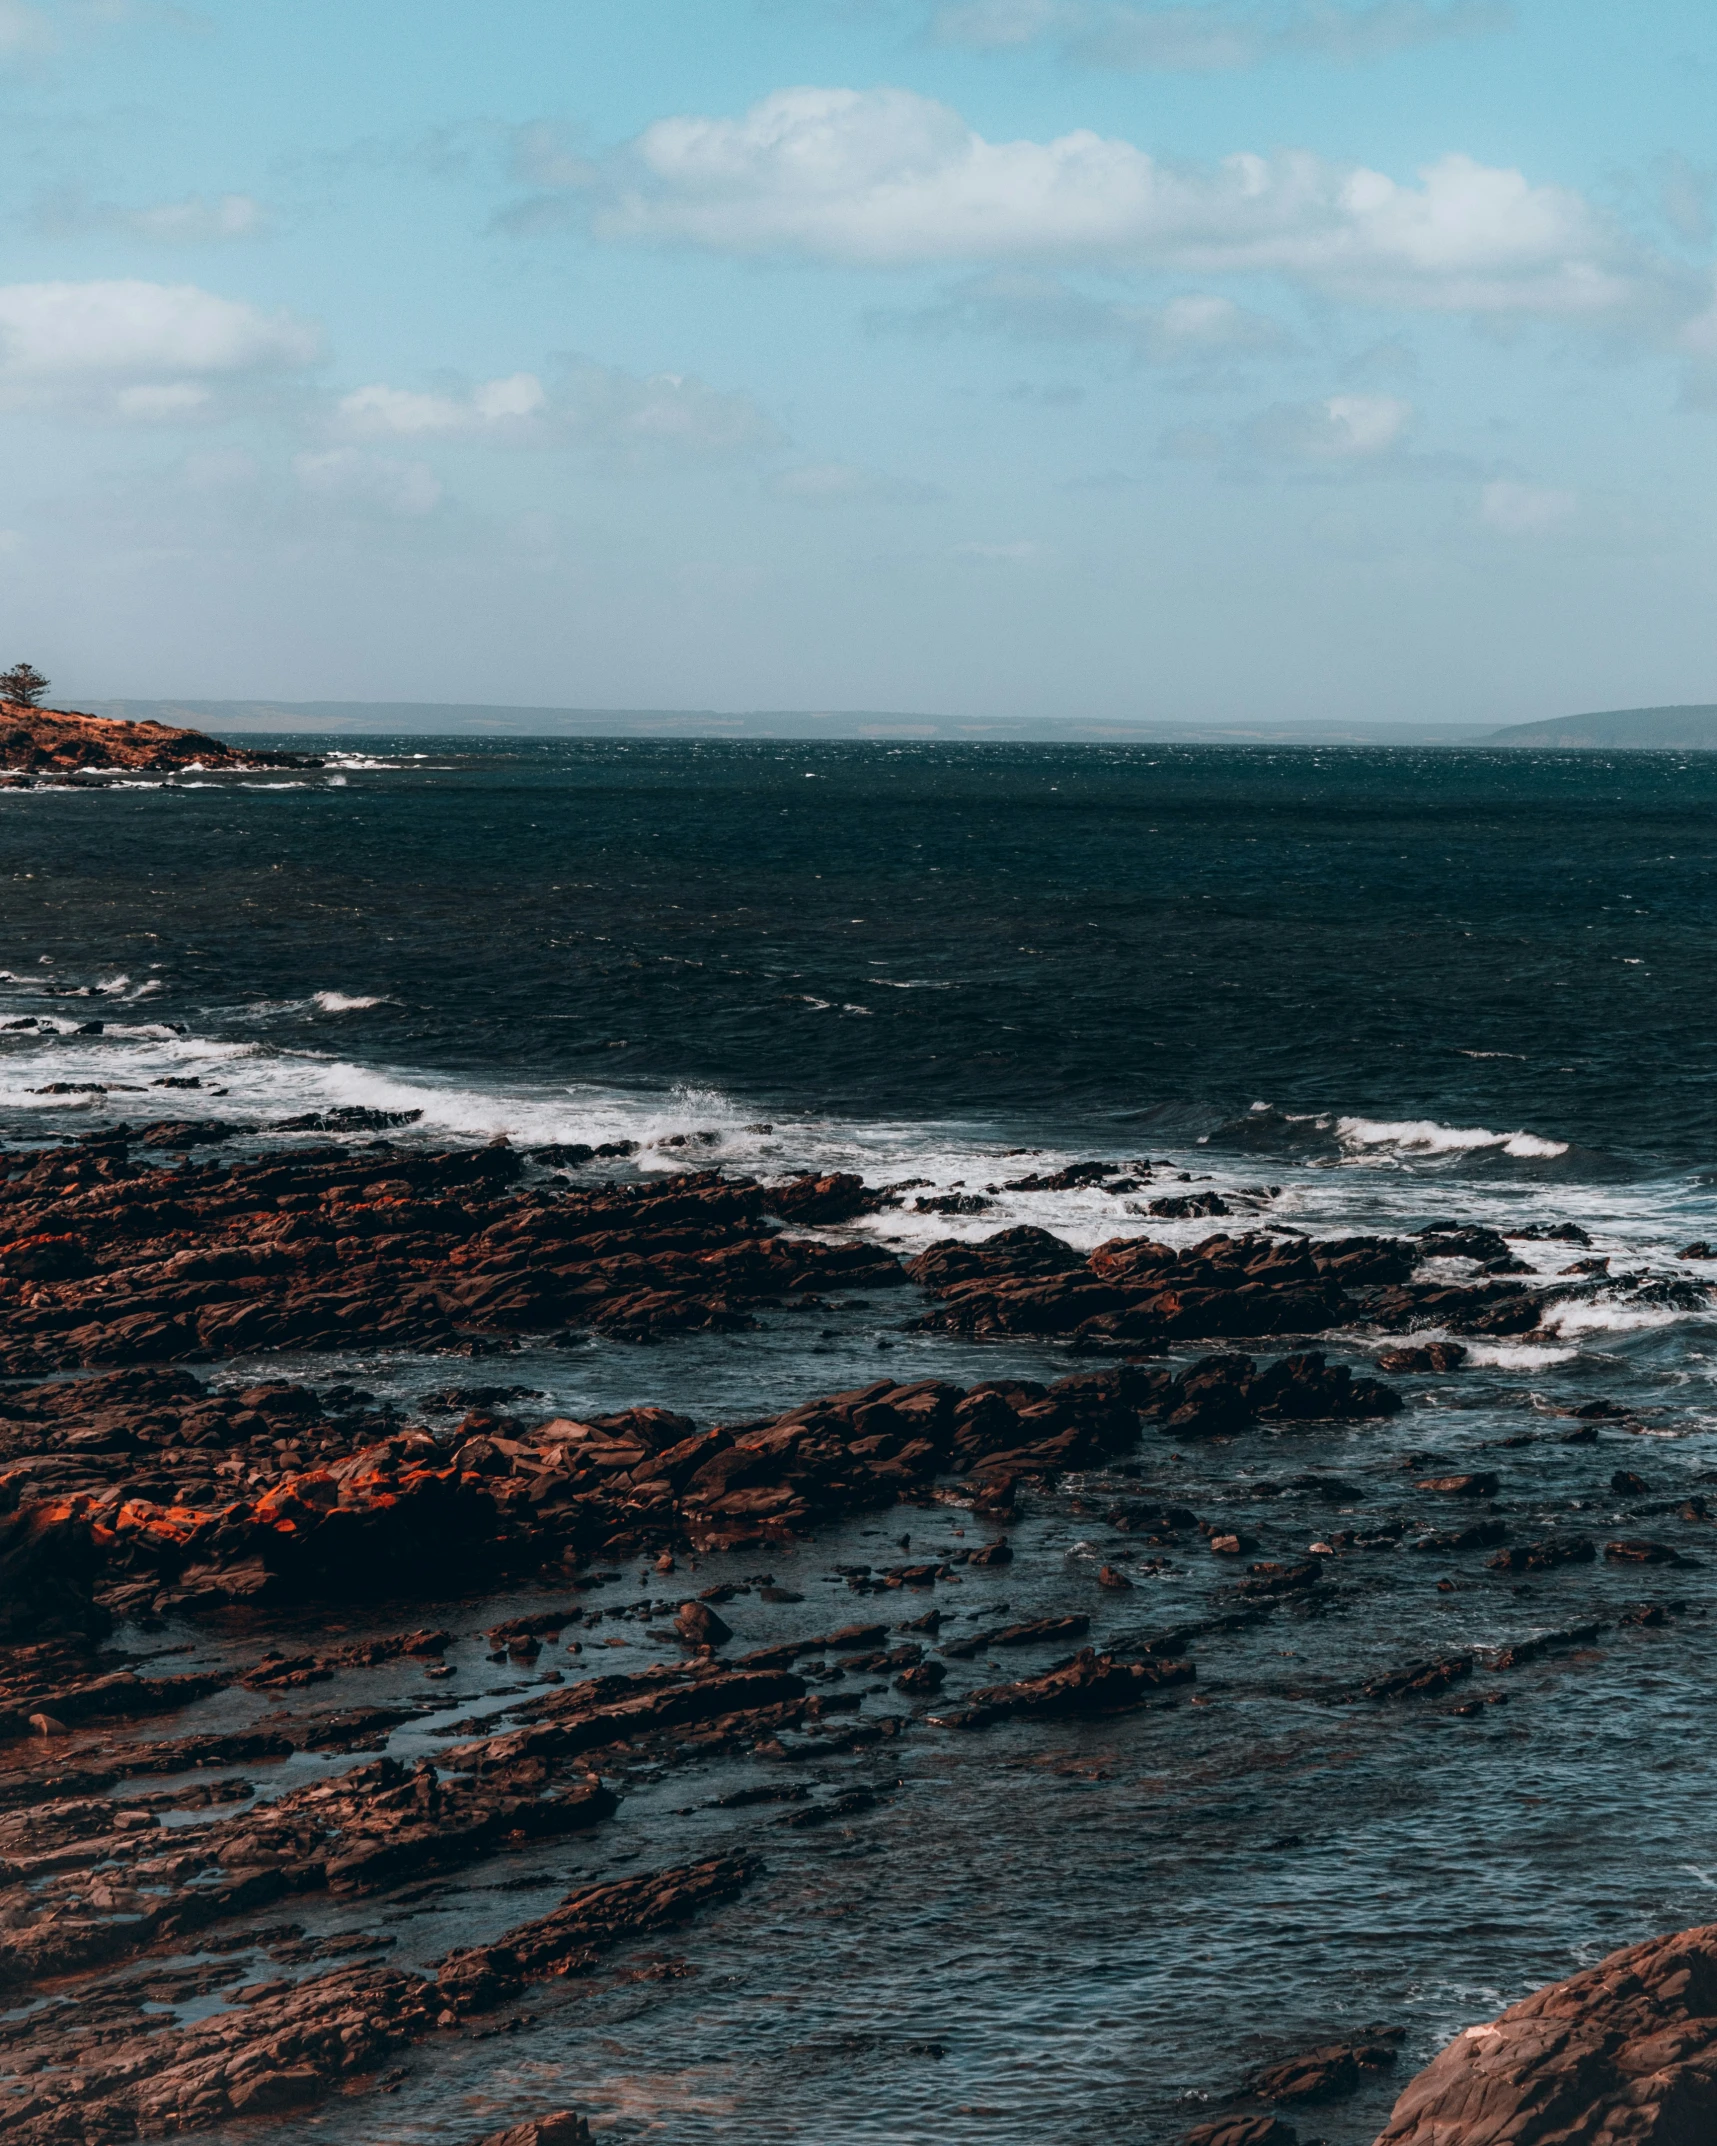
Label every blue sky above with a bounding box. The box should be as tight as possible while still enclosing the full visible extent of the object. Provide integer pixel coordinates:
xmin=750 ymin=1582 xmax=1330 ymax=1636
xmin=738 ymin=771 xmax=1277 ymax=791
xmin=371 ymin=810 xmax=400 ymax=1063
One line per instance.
xmin=4 ymin=0 xmax=1716 ymax=722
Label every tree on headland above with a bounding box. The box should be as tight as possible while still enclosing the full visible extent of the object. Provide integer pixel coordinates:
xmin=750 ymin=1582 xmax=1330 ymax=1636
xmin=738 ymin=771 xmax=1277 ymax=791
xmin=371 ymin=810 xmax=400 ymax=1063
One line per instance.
xmin=0 ymin=663 xmax=49 ymax=707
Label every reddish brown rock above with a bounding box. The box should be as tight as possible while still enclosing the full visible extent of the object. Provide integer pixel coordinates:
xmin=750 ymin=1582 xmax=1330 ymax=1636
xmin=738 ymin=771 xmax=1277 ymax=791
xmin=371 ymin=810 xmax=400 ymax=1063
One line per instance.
xmin=1374 ymin=1922 xmax=1717 ymax=2144
xmin=1245 ymin=2029 xmax=1401 ymax=2102
xmin=475 ymin=2118 xmax=593 ymax=2146
xmin=1185 ymin=2118 xmax=1298 ymax=2146
xmin=0 ymin=1853 xmax=756 ymax=2145
xmin=0 ymin=700 xmax=316 ymax=773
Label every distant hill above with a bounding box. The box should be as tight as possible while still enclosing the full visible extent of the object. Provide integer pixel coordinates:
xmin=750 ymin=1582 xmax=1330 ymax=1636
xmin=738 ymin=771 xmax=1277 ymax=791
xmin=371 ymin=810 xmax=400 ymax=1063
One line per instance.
xmin=1488 ymin=704 xmax=1717 ymax=748
xmin=85 ymin=699 xmax=1492 ymax=745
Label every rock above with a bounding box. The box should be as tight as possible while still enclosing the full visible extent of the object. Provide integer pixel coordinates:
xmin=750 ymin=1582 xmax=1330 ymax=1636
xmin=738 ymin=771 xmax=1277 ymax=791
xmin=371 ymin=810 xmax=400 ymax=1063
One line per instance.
xmin=1415 ymin=1472 xmax=1500 ymax=1498
xmin=932 ymin=1646 xmax=1193 ymax=1729
xmin=1487 ymin=1538 xmax=1595 ymax=1572
xmin=1358 ymin=1655 xmax=1472 ymax=1702
xmin=1097 ymin=1564 xmax=1134 ymax=1591
xmin=1377 ymin=1342 xmax=1468 ymax=1373
xmin=1184 ymin=2118 xmax=1298 ymax=2146
xmin=765 ymin=1172 xmax=877 ymax=1224
xmin=474 ymin=2115 xmax=593 ymax=2146
xmin=1245 ymin=2030 xmax=1402 ymax=2103
xmin=0 ymin=699 xmax=319 ymax=774
xmin=1375 ymin=1922 xmax=1717 ymax=2144
xmin=675 ymin=1601 xmax=732 ymax=1648
xmin=1606 ymin=1539 xmax=1688 ymax=1565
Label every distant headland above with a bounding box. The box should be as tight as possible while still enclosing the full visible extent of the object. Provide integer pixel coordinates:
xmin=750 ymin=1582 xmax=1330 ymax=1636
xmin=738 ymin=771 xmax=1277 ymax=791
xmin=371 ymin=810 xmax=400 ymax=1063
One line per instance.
xmin=1483 ymin=704 xmax=1717 ymax=747
xmin=22 ymin=694 xmax=1717 ymax=749
xmin=0 ymin=697 xmax=321 ymax=776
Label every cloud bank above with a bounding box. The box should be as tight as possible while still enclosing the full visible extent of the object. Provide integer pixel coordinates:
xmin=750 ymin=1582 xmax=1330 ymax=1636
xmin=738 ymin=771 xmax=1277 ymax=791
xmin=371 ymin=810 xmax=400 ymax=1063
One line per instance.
xmin=0 ymin=278 xmax=319 ymax=416
xmin=588 ymin=87 xmax=1676 ymax=328
xmin=333 ymin=358 xmax=781 ymax=464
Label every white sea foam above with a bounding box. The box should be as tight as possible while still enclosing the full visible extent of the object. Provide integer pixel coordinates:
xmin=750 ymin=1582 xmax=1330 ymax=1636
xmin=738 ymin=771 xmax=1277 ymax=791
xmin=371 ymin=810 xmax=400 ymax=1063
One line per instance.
xmin=312 ymin=992 xmax=387 ymax=1013
xmin=1461 ymin=1340 xmax=1581 ymax=1368
xmin=1539 ymin=1297 xmax=1696 ymax=1339
xmin=1334 ymin=1115 xmax=1569 ymax=1160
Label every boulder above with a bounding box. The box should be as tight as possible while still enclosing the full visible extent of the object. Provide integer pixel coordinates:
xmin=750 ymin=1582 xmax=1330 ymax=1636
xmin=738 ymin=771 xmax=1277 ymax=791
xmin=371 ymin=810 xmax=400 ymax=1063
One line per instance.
xmin=1375 ymin=1923 xmax=1717 ymax=2143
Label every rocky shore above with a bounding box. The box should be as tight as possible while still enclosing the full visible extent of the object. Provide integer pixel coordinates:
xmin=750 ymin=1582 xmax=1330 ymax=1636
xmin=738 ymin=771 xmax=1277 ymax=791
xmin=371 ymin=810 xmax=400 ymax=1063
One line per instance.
xmin=0 ymin=702 xmax=317 ymax=778
xmin=1 ymin=1132 xmax=1713 ymax=2141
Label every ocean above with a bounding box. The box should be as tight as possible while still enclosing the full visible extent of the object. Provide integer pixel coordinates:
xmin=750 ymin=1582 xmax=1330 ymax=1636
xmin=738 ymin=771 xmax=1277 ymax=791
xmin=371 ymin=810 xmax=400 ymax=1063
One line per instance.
xmin=4 ymin=739 xmax=1716 ymax=2145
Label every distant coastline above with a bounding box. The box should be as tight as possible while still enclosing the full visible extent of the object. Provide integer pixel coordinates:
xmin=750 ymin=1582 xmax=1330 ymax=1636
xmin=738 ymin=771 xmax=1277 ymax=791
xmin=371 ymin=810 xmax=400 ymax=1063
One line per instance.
xmin=78 ymin=696 xmax=1717 ymax=747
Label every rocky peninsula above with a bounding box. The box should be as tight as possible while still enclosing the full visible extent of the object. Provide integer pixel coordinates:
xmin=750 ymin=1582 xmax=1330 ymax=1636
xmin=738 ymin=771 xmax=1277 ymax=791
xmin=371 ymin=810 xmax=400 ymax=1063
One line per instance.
xmin=0 ymin=701 xmax=318 ymax=777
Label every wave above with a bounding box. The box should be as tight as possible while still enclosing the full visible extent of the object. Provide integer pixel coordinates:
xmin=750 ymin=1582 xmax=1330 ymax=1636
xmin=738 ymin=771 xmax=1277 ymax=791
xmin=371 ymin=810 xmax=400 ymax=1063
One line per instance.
xmin=1333 ymin=1115 xmax=1569 ymax=1160
xmin=312 ymin=991 xmax=388 ymax=1013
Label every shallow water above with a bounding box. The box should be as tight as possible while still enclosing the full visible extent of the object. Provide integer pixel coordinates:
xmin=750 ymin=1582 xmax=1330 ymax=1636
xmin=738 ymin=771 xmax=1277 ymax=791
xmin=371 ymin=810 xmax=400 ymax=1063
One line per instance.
xmin=6 ymin=739 xmax=1717 ymax=2142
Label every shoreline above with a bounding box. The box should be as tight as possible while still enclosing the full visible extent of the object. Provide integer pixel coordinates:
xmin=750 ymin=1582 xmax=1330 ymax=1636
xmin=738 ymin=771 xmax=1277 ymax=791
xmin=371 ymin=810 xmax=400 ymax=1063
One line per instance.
xmin=2 ymin=1129 xmax=1714 ymax=2140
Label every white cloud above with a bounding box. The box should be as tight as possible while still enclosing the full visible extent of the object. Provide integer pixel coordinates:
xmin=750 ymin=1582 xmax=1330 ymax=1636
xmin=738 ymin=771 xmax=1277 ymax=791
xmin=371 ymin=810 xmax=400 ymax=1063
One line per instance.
xmin=769 ymin=460 xmax=942 ymax=504
xmin=931 ymin=0 xmax=1510 ymax=69
xmin=335 ymin=358 xmax=779 ymax=465
xmin=338 ymin=372 xmax=548 ymax=437
xmin=934 ymin=0 xmax=1059 ymax=44
xmin=1658 ymin=154 xmax=1715 ymax=247
xmin=114 ymin=381 xmax=209 ymax=419
xmin=0 ymin=278 xmax=318 ymax=417
xmin=1480 ymin=478 xmax=1575 ymax=533
xmin=1247 ymin=392 xmax=1413 ymax=457
xmin=884 ymin=269 xmax=1291 ymax=359
xmin=0 ymin=0 xmax=51 ymax=53
xmin=597 ymin=88 xmax=1672 ymax=326
xmin=123 ymin=193 xmax=266 ymax=242
xmin=294 ymin=448 xmax=442 ymax=517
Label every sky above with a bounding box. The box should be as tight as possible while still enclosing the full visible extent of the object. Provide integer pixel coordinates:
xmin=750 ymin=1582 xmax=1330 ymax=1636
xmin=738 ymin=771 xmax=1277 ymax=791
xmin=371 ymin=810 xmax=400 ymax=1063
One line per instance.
xmin=3 ymin=0 xmax=1717 ymax=724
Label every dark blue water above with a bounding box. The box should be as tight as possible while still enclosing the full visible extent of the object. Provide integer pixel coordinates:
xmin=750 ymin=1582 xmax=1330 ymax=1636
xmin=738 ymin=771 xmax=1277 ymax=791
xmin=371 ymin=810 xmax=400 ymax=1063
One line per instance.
xmin=5 ymin=739 xmax=1715 ymax=1161
xmin=6 ymin=740 xmax=1717 ymax=2146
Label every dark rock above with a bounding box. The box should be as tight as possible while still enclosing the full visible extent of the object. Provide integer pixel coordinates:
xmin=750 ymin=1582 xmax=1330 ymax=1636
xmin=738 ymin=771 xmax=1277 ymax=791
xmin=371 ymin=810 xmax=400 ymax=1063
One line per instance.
xmin=1605 ymin=1539 xmax=1689 ymax=1566
xmin=1377 ymin=1342 xmax=1468 ymax=1373
xmin=675 ymin=1601 xmax=733 ymax=1648
xmin=1487 ymin=1537 xmax=1595 ymax=1572
xmin=1247 ymin=2030 xmax=1402 ymax=2103
xmin=932 ymin=1646 xmax=1193 ymax=1729
xmin=1415 ymin=1471 xmax=1499 ymax=1497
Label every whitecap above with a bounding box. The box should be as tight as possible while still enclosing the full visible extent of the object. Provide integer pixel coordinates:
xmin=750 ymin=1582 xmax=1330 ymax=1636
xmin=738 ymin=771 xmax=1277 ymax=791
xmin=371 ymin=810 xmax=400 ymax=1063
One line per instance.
xmin=1461 ymin=1340 xmax=1581 ymax=1369
xmin=312 ymin=992 xmax=388 ymax=1014
xmin=1334 ymin=1115 xmax=1569 ymax=1161
xmin=1540 ymin=1297 xmax=1702 ymax=1339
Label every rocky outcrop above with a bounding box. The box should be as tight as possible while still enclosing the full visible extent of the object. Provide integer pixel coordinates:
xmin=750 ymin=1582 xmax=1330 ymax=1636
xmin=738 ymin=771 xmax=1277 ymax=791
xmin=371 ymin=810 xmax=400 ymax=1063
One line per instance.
xmin=906 ymin=1224 xmax=1559 ymax=1347
xmin=0 ymin=1853 xmax=757 ymax=2145
xmin=0 ymin=700 xmax=315 ymax=775
xmin=0 ymin=1337 xmax=1400 ymax=1629
xmin=1374 ymin=1923 xmax=1717 ymax=2143
xmin=930 ymin=1646 xmax=1194 ymax=1728
xmin=0 ymin=1138 xmax=903 ymax=1374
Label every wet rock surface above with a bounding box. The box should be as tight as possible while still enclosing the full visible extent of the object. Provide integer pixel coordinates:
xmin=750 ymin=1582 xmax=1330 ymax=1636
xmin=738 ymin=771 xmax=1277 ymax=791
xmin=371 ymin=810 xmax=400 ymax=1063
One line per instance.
xmin=0 ymin=1138 xmax=905 ymax=1375
xmin=1374 ymin=1923 xmax=1717 ymax=2143
xmin=0 ymin=1144 xmax=1712 ymax=2144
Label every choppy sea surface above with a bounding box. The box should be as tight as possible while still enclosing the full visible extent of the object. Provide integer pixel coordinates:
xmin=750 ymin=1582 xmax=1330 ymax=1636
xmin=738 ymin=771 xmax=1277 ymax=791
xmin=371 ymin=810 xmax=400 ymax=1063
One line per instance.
xmin=5 ymin=739 xmax=1717 ymax=2145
